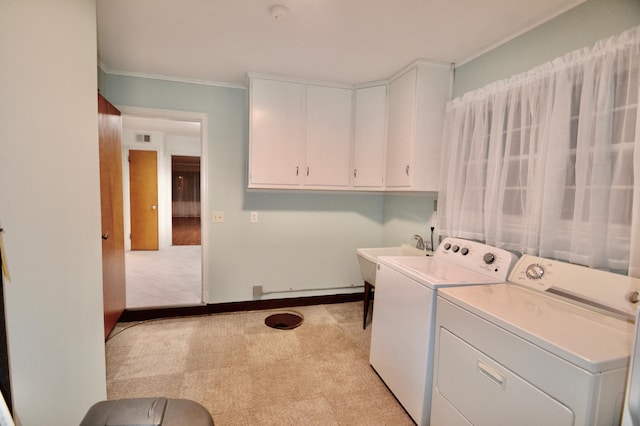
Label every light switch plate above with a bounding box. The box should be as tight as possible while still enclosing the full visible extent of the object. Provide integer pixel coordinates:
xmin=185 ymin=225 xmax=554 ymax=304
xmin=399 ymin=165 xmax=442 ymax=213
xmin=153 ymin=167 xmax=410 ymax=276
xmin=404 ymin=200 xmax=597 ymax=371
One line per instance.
xmin=212 ymin=211 xmax=224 ymax=223
xmin=250 ymin=211 xmax=258 ymax=223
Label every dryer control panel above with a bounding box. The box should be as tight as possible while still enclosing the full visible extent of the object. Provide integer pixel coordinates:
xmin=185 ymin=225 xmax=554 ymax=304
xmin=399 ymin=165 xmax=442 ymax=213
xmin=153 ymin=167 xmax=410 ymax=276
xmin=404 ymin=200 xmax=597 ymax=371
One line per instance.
xmin=509 ymin=254 xmax=640 ymax=319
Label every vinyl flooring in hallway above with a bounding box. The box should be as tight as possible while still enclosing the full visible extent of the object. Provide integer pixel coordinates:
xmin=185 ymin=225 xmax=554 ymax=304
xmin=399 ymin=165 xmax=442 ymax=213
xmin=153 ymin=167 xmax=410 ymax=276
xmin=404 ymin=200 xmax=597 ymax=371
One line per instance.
xmin=125 ymin=216 xmax=203 ymax=309
xmin=106 ymin=302 xmax=414 ymax=426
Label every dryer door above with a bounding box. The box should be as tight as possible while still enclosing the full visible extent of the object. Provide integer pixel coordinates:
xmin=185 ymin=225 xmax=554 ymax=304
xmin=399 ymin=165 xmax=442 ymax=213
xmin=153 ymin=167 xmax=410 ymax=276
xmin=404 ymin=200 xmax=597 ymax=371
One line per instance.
xmin=434 ymin=328 xmax=574 ymax=426
xmin=622 ymin=307 xmax=640 ymax=425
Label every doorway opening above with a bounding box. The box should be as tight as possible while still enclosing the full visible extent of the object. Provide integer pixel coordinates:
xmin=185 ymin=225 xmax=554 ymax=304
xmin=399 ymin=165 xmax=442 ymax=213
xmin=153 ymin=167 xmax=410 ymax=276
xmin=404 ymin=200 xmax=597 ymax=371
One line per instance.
xmin=171 ymin=156 xmax=201 ymax=246
xmin=120 ymin=110 xmax=207 ymax=309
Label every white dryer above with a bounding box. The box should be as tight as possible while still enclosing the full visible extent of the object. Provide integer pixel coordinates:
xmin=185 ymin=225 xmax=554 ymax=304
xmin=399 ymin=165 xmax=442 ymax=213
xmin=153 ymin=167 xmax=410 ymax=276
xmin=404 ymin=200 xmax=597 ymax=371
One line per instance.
xmin=623 ymin=306 xmax=640 ymax=425
xmin=369 ymin=237 xmax=518 ymax=425
xmin=431 ymin=254 xmax=639 ymax=426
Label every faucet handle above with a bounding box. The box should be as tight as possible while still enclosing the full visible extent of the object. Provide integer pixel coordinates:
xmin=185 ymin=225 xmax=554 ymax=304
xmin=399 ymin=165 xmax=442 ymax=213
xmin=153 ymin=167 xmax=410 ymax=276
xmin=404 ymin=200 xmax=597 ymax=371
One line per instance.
xmin=412 ymin=234 xmax=425 ymax=250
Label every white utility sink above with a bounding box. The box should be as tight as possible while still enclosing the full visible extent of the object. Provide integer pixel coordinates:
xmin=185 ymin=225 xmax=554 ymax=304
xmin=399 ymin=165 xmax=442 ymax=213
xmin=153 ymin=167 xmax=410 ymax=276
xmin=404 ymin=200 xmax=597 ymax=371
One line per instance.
xmin=356 ymin=244 xmax=426 ymax=285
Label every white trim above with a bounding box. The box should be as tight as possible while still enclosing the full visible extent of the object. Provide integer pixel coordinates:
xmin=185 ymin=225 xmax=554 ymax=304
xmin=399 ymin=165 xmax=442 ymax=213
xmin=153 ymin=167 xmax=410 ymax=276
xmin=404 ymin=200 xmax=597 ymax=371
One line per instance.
xmin=454 ymin=0 xmax=588 ymax=68
xmin=100 ymin=63 xmax=246 ymax=90
xmin=246 ymin=72 xmax=355 ymax=89
xmin=118 ymin=105 xmax=211 ymax=304
xmin=389 ymin=58 xmax=453 ymax=82
xmin=353 ymin=79 xmax=389 ymax=89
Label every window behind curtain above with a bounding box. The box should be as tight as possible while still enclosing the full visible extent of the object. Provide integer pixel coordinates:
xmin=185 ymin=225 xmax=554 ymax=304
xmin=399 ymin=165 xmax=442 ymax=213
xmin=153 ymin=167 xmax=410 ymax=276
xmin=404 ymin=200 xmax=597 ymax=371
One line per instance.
xmin=439 ymin=26 xmax=640 ymax=275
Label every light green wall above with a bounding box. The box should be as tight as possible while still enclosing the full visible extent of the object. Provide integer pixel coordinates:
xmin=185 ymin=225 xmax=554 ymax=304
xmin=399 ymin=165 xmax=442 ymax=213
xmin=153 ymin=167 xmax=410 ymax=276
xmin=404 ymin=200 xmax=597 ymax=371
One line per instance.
xmin=1 ymin=1 xmax=107 ymax=424
xmin=381 ymin=0 xmax=640 ymax=243
xmin=101 ymin=74 xmax=384 ymax=303
xmin=382 ymin=194 xmax=437 ymax=248
xmin=101 ymin=0 xmax=639 ymax=304
xmin=453 ymin=0 xmax=640 ymax=97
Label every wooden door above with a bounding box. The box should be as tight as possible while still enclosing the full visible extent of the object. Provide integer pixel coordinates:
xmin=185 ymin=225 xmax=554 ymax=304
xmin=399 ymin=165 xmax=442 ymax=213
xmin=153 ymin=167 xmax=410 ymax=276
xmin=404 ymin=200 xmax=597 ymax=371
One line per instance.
xmin=98 ymin=93 xmax=126 ymax=338
xmin=129 ymin=150 xmax=159 ymax=250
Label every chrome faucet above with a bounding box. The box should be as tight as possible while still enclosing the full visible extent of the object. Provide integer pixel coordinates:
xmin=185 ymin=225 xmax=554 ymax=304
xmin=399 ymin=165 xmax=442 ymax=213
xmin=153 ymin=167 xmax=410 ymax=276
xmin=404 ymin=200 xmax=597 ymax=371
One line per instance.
xmin=412 ymin=234 xmax=425 ymax=250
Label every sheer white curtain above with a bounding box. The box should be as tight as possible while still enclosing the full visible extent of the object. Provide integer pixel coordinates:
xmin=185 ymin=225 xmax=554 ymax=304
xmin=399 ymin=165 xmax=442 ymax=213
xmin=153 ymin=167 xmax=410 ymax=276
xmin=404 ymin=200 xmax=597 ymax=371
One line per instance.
xmin=439 ymin=26 xmax=640 ymax=276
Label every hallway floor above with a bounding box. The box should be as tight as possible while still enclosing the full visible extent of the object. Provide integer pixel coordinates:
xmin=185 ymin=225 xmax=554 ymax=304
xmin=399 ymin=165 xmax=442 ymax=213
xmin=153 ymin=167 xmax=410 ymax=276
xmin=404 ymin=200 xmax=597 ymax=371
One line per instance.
xmin=125 ymin=245 xmax=202 ymax=309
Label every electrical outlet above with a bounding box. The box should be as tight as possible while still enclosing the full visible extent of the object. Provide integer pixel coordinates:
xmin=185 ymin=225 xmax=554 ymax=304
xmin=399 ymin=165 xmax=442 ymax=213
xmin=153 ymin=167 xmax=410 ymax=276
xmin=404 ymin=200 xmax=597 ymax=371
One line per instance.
xmin=250 ymin=211 xmax=258 ymax=223
xmin=212 ymin=211 xmax=224 ymax=223
xmin=253 ymin=285 xmax=263 ymax=297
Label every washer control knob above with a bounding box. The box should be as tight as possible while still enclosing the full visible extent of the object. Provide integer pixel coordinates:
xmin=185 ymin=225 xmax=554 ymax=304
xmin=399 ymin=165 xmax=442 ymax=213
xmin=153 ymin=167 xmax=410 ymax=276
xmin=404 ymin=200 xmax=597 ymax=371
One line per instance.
xmin=443 ymin=243 xmax=451 ymax=250
xmin=452 ymin=245 xmax=460 ymax=253
xmin=526 ymin=264 xmax=545 ymax=280
xmin=628 ymin=291 xmax=639 ymax=304
xmin=483 ymin=252 xmax=496 ymax=265
xmin=460 ymin=247 xmax=469 ymax=256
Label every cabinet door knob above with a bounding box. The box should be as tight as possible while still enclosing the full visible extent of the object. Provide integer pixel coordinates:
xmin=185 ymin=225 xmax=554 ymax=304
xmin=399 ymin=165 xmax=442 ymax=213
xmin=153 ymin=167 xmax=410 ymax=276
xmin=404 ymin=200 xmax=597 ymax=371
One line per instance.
xmin=405 ymin=165 xmax=410 ymax=176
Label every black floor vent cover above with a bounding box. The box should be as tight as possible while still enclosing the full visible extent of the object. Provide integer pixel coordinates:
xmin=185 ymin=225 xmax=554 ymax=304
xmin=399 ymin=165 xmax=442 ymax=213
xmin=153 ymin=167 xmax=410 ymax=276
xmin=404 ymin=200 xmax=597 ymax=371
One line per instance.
xmin=264 ymin=312 xmax=304 ymax=330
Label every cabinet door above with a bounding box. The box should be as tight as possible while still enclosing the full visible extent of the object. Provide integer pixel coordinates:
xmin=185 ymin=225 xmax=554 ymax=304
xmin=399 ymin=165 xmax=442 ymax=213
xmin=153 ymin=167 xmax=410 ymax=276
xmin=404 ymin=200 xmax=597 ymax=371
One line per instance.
xmin=385 ymin=67 xmax=417 ymax=187
xmin=249 ymin=78 xmax=304 ymax=186
xmin=304 ymin=85 xmax=352 ymax=186
xmin=353 ymin=85 xmax=386 ymax=187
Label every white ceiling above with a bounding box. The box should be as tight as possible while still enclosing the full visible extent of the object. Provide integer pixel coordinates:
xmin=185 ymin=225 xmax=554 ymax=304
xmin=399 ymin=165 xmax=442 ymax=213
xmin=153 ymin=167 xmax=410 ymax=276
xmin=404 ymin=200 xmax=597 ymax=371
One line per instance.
xmin=97 ymin=0 xmax=586 ymax=87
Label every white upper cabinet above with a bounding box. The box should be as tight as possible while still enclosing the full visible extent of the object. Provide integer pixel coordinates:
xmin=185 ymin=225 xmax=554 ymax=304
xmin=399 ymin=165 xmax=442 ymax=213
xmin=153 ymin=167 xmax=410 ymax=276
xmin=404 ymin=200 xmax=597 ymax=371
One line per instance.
xmin=248 ymin=60 xmax=451 ymax=192
xmin=352 ymin=84 xmax=387 ymax=188
xmin=249 ymin=78 xmax=304 ymax=186
xmin=385 ymin=61 xmax=452 ymax=191
xmin=304 ymin=84 xmax=353 ymax=187
xmin=386 ymin=68 xmax=417 ymax=187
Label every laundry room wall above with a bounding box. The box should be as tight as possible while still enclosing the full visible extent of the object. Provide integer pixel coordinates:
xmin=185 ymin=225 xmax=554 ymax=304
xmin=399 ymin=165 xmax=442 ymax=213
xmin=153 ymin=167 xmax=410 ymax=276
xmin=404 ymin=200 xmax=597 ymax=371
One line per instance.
xmin=453 ymin=0 xmax=640 ymax=96
xmin=382 ymin=194 xmax=437 ymax=248
xmin=380 ymin=0 xmax=640 ymax=247
xmin=100 ymin=74 xmax=384 ymax=303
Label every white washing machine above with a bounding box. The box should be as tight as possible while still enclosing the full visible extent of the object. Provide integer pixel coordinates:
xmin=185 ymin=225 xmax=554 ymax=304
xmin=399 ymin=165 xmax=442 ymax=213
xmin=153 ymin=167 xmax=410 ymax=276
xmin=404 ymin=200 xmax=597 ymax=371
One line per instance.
xmin=369 ymin=237 xmax=518 ymax=425
xmin=431 ymin=254 xmax=640 ymax=426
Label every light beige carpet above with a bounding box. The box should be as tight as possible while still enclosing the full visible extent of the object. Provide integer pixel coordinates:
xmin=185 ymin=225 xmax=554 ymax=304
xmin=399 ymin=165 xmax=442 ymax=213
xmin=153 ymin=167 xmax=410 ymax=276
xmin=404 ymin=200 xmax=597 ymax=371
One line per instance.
xmin=106 ymin=302 xmax=414 ymax=425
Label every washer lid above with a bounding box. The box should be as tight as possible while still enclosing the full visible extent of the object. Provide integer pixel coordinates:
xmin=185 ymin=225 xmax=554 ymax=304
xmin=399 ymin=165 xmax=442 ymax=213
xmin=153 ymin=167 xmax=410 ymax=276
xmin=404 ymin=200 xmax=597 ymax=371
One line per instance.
xmin=439 ymin=284 xmax=634 ymax=373
xmin=378 ymin=256 xmax=505 ymax=289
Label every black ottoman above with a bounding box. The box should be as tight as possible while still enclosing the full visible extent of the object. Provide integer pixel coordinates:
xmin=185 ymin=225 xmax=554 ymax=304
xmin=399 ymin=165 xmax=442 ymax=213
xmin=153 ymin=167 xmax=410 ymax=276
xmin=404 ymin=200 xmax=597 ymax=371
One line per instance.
xmin=80 ymin=397 xmax=214 ymax=426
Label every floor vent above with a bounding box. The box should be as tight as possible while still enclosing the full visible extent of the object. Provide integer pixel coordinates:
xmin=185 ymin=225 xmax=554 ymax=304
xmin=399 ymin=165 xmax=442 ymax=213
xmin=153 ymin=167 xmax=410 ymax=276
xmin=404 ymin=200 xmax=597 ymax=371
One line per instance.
xmin=264 ymin=312 xmax=304 ymax=330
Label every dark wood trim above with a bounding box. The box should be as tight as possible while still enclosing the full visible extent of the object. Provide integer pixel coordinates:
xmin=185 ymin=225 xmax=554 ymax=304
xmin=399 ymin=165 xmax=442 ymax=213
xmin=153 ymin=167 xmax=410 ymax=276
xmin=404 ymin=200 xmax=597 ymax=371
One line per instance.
xmin=118 ymin=292 xmax=364 ymax=323
xmin=363 ymin=281 xmax=374 ymax=330
xmin=0 ymin=248 xmax=12 ymax=413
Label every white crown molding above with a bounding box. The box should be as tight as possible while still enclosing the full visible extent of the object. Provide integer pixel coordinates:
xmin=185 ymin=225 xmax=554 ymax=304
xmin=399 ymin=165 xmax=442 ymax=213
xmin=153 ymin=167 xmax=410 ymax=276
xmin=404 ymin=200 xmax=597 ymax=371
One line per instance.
xmin=246 ymin=72 xmax=356 ymax=89
xmin=98 ymin=62 xmax=247 ymax=90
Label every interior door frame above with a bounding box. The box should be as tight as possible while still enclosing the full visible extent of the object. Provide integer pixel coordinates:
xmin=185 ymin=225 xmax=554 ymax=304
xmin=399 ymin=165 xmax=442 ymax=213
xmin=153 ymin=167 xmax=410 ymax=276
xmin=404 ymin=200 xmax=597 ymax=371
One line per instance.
xmin=118 ymin=106 xmax=209 ymax=304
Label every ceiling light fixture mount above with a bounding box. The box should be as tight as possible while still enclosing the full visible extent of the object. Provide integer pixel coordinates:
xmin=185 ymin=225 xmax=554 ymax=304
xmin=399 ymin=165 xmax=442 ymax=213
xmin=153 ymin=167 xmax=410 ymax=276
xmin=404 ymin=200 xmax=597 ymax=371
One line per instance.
xmin=270 ymin=5 xmax=289 ymax=22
